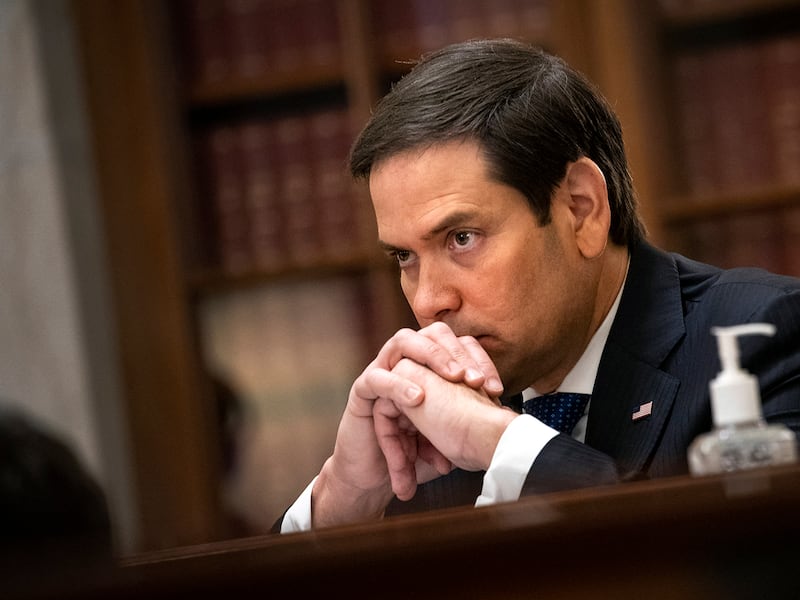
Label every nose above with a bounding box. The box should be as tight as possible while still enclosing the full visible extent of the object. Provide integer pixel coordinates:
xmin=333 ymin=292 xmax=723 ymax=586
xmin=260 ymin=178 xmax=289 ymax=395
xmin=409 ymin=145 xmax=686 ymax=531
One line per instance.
xmin=405 ymin=260 xmax=461 ymax=323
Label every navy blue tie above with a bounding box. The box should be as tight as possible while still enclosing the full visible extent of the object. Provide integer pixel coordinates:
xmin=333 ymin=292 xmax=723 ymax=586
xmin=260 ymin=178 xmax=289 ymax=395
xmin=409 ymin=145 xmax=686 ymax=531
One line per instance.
xmin=522 ymin=392 xmax=591 ymax=435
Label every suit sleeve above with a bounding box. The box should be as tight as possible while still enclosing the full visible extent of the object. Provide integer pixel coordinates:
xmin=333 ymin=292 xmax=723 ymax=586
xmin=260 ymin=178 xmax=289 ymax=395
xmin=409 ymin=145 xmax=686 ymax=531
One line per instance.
xmin=747 ymin=287 xmax=800 ymax=434
xmin=521 ymin=434 xmax=621 ymax=495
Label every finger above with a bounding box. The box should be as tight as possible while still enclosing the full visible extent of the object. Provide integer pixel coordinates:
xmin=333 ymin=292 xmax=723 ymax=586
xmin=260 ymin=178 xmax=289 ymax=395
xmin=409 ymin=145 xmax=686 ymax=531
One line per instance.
xmin=419 ymin=323 xmax=489 ymax=386
xmin=377 ymin=327 xmax=465 ymax=381
xmin=373 ymin=398 xmax=418 ymax=500
xmin=457 ymin=335 xmax=504 ymax=397
xmin=354 ymin=366 xmax=425 ymax=412
xmin=417 ymin=436 xmax=452 ymax=475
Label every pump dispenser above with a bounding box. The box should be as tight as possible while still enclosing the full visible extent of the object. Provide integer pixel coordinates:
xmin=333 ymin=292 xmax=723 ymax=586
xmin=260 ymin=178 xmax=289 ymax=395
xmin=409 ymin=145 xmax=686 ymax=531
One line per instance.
xmin=688 ymin=323 xmax=798 ymax=476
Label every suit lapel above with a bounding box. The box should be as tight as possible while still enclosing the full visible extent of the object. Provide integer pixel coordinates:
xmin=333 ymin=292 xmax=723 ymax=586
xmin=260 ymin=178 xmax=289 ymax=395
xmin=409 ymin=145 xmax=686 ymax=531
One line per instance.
xmin=588 ymin=345 xmax=679 ymax=473
xmin=586 ymin=243 xmax=685 ymax=474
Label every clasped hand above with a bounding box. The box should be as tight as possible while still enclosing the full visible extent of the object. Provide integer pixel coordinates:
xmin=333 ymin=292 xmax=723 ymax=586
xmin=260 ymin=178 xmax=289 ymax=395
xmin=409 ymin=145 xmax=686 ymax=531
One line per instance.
xmin=311 ymin=322 xmax=516 ymax=528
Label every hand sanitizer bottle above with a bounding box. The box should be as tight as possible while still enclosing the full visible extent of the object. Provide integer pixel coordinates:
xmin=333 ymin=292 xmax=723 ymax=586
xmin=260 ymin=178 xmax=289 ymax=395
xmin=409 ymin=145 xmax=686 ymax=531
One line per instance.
xmin=688 ymin=323 xmax=798 ymax=476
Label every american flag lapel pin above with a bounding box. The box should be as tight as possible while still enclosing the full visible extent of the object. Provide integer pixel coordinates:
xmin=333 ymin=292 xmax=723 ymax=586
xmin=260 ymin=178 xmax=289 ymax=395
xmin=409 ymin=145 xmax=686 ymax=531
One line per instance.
xmin=631 ymin=401 xmax=653 ymax=421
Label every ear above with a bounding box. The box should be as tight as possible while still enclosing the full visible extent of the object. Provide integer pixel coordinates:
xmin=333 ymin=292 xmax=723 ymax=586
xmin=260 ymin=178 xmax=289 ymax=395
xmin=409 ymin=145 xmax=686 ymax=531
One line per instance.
xmin=563 ymin=157 xmax=611 ymax=259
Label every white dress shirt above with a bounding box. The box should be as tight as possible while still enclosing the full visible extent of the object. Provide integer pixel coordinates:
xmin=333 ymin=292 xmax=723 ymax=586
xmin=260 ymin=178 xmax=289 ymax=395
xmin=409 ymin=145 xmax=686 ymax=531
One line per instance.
xmin=281 ymin=277 xmax=626 ymax=532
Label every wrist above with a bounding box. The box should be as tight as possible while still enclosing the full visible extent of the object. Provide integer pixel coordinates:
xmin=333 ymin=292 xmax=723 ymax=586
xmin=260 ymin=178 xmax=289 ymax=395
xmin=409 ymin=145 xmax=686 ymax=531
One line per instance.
xmin=468 ymin=406 xmax=519 ymax=471
xmin=311 ymin=457 xmax=394 ymax=528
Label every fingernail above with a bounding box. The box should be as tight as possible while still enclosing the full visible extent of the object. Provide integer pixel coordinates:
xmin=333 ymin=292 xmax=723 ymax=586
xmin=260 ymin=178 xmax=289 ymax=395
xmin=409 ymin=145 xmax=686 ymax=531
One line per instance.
xmin=466 ymin=368 xmax=483 ymax=382
xmin=406 ymin=385 xmax=423 ymax=401
xmin=487 ymin=377 xmax=503 ymax=393
xmin=447 ymin=360 xmax=462 ymax=376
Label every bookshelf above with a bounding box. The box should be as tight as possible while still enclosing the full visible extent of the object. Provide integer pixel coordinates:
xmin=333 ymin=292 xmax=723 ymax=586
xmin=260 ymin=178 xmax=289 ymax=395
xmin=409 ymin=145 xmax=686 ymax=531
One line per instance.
xmin=70 ymin=0 xmax=799 ymax=552
xmin=71 ymin=0 xmax=589 ymax=551
xmin=656 ymin=0 xmax=800 ymax=274
xmin=166 ymin=0 xmax=570 ymax=537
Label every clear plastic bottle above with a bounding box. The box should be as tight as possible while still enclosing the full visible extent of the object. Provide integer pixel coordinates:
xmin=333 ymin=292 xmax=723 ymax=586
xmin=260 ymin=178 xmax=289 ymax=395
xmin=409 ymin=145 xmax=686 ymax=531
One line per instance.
xmin=688 ymin=323 xmax=798 ymax=476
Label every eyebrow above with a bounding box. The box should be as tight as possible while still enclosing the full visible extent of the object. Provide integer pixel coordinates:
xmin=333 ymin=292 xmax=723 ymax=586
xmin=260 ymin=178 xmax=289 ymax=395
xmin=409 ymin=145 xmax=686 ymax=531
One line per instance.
xmin=378 ymin=209 xmax=480 ymax=252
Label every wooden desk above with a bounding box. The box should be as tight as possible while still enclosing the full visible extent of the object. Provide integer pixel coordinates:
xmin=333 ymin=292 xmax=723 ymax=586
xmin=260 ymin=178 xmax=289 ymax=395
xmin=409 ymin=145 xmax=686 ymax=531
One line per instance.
xmin=14 ymin=465 xmax=800 ymax=599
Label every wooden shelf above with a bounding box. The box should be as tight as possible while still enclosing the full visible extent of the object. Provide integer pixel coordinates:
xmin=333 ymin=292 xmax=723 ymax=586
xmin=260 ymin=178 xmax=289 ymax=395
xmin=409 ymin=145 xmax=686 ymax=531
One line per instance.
xmin=663 ymin=185 xmax=800 ymax=224
xmin=186 ymin=252 xmax=392 ymax=296
xmin=661 ymin=0 xmax=800 ymax=28
xmin=187 ymin=64 xmax=346 ymax=107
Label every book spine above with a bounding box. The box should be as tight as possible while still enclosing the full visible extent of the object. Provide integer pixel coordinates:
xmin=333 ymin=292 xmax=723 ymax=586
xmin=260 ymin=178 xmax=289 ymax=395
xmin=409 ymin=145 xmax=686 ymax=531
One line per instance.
xmin=724 ymin=211 xmax=784 ymax=271
xmin=762 ymin=33 xmax=800 ymax=188
xmin=706 ymin=42 xmax=774 ymax=194
xmin=181 ymin=0 xmax=231 ymax=87
xmin=202 ymin=126 xmax=252 ymax=273
xmin=681 ymin=219 xmax=730 ymax=269
xmin=238 ymin=119 xmax=287 ymax=271
xmin=513 ymin=0 xmax=552 ymax=40
xmin=300 ymin=0 xmax=343 ymax=70
xmin=444 ymin=0 xmax=486 ymax=44
xmin=267 ymin=0 xmax=304 ymax=74
xmin=411 ymin=0 xmax=449 ymax=53
xmin=222 ymin=0 xmax=269 ymax=80
xmin=372 ymin=0 xmax=443 ymax=61
xmin=308 ymin=107 xmax=357 ymax=262
xmin=486 ymin=0 xmax=521 ymax=39
xmin=672 ymin=51 xmax=718 ymax=197
xmin=274 ymin=114 xmax=319 ymax=266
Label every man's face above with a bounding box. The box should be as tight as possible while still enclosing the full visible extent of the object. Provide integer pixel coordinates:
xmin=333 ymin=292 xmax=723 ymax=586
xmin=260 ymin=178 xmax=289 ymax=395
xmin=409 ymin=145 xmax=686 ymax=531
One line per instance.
xmin=370 ymin=139 xmax=600 ymax=394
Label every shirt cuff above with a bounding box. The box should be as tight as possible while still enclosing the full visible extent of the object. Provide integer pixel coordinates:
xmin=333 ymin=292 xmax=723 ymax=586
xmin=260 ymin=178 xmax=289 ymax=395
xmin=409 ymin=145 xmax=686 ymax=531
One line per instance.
xmin=280 ymin=476 xmax=317 ymax=533
xmin=474 ymin=414 xmax=558 ymax=507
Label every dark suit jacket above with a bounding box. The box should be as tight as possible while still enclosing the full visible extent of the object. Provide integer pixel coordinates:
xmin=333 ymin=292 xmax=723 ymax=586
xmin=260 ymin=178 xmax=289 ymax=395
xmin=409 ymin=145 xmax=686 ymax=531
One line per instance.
xmin=385 ymin=241 xmax=800 ymax=516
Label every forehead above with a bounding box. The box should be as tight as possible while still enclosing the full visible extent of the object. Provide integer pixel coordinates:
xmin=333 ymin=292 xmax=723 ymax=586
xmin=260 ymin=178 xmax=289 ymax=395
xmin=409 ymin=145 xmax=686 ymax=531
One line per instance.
xmin=369 ymin=140 xmax=491 ymax=212
xmin=369 ymin=140 xmax=533 ymax=243
xmin=372 ymin=139 xmax=487 ymax=182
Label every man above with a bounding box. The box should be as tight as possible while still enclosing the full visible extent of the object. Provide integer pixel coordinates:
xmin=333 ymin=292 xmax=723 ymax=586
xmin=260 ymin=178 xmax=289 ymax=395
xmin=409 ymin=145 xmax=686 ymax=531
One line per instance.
xmin=278 ymin=39 xmax=800 ymax=532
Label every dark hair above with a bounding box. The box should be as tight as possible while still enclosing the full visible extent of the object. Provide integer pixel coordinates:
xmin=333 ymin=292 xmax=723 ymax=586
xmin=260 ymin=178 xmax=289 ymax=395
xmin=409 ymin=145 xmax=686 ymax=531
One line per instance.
xmin=350 ymin=39 xmax=645 ymax=247
xmin=0 ymin=405 xmax=113 ymax=583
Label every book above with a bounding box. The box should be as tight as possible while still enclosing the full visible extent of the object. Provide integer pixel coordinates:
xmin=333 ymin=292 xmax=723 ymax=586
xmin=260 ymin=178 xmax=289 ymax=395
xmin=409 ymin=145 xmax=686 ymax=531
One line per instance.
xmin=672 ymin=35 xmax=800 ymax=198
xmin=199 ymin=126 xmax=252 ymax=274
xmin=672 ymin=51 xmax=718 ymax=196
xmin=705 ymin=42 xmax=774 ymax=194
xmin=300 ymin=0 xmax=343 ymax=70
xmin=680 ymin=219 xmax=729 ymax=269
xmin=274 ymin=114 xmax=319 ymax=266
xmin=445 ymin=0 xmax=486 ymax=44
xmin=762 ymin=33 xmax=800 ymax=188
xmin=238 ymin=119 xmax=287 ymax=270
xmin=307 ymin=107 xmax=367 ymax=262
xmin=723 ymin=211 xmax=784 ymax=272
xmin=222 ymin=0 xmax=269 ymax=80
xmin=372 ymin=0 xmax=432 ymax=62
xmin=179 ymin=0 xmax=231 ymax=86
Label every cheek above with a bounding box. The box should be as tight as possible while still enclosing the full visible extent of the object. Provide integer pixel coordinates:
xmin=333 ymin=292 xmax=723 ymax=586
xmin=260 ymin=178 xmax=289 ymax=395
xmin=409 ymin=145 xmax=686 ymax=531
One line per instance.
xmin=468 ymin=267 xmax=528 ymax=327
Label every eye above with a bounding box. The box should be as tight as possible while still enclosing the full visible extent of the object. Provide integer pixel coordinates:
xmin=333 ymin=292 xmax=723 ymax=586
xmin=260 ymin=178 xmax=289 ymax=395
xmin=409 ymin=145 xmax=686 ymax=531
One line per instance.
xmin=449 ymin=230 xmax=477 ymax=251
xmin=390 ymin=249 xmax=416 ymax=268
xmin=453 ymin=231 xmax=472 ymax=246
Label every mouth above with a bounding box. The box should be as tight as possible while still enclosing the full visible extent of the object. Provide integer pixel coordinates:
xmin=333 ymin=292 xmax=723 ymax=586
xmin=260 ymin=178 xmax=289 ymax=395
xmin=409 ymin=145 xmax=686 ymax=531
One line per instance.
xmin=444 ymin=324 xmax=497 ymax=351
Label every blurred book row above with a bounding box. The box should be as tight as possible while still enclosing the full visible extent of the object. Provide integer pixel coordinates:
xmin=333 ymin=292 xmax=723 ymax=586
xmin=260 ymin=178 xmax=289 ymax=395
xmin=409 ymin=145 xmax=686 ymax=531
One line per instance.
xmin=676 ymin=205 xmax=800 ymax=277
xmin=177 ymin=0 xmax=554 ymax=89
xmin=194 ymin=107 xmax=375 ymax=274
xmin=671 ymin=32 xmax=800 ymax=197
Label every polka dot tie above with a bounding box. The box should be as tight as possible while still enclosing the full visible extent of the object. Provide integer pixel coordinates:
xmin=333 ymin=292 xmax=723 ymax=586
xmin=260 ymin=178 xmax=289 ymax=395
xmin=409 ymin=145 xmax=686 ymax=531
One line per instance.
xmin=522 ymin=392 xmax=591 ymax=435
